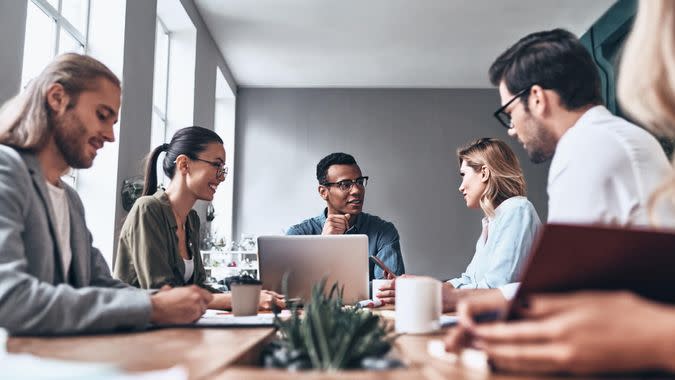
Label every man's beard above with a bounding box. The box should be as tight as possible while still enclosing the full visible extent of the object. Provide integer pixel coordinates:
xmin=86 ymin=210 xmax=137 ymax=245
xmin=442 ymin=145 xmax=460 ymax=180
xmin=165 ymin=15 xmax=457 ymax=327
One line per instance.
xmin=523 ymin=118 xmax=556 ymax=164
xmin=52 ymin=112 xmax=93 ymax=169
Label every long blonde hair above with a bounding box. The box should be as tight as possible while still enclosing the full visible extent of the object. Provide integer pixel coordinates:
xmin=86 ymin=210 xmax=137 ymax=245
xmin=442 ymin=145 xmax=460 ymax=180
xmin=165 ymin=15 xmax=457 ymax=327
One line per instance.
xmin=0 ymin=53 xmax=120 ymax=152
xmin=617 ymin=0 xmax=675 ymax=224
xmin=457 ymin=138 xmax=527 ymax=217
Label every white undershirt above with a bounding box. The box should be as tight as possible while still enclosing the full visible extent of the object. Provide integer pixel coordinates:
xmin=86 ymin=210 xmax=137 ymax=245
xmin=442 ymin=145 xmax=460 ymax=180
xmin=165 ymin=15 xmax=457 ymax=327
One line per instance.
xmin=46 ymin=181 xmax=72 ymax=279
xmin=183 ymin=258 xmax=194 ymax=283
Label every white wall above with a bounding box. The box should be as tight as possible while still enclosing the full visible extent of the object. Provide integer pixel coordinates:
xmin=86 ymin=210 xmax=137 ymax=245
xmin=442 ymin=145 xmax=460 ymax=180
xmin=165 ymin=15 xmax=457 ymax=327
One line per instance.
xmin=211 ymin=71 xmax=236 ymax=242
xmin=233 ymin=88 xmax=551 ymax=280
xmin=181 ymin=0 xmax=238 ymax=225
xmin=78 ymin=0 xmax=127 ymax=263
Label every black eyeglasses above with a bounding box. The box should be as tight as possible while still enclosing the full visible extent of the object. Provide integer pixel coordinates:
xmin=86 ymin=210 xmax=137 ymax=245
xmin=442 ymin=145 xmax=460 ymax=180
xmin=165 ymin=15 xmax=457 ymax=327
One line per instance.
xmin=321 ymin=176 xmax=369 ymax=191
xmin=193 ymin=158 xmax=228 ymax=178
xmin=493 ymin=86 xmax=532 ymax=129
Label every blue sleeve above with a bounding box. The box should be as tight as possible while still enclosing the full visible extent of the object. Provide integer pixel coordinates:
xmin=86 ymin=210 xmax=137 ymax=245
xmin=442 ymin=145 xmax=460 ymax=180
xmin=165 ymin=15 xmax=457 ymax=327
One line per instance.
xmin=286 ymin=225 xmax=301 ymax=235
xmin=373 ymin=223 xmax=405 ymax=279
xmin=477 ymin=203 xmax=540 ymax=288
xmin=448 ymin=257 xmax=477 ymax=288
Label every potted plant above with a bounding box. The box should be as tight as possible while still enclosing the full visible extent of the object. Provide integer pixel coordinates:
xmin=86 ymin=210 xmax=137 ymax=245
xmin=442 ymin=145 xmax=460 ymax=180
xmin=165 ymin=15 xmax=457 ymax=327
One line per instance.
xmin=263 ymin=278 xmax=402 ymax=371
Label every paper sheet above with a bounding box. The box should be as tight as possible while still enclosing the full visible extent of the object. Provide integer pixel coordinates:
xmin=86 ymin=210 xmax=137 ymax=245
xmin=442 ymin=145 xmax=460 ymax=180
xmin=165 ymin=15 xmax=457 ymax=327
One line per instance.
xmin=195 ymin=309 xmax=290 ymax=326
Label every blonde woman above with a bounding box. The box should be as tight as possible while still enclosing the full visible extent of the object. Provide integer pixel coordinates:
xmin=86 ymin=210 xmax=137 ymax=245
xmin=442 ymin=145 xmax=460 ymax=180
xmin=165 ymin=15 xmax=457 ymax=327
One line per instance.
xmin=377 ymin=138 xmax=541 ymax=310
xmin=449 ymin=138 xmax=541 ymax=289
xmin=444 ymin=1 xmax=675 ymax=374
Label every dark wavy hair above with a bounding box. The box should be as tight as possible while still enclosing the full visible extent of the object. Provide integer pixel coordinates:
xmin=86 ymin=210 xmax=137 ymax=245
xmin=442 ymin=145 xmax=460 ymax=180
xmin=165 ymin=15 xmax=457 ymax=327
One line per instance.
xmin=142 ymin=126 xmax=223 ymax=196
xmin=489 ymin=28 xmax=603 ymax=111
xmin=316 ymin=152 xmax=358 ymax=184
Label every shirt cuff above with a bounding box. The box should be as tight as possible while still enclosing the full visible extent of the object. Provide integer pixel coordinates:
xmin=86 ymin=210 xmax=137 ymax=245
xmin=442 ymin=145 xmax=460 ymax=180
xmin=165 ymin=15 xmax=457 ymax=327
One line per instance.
xmin=498 ymin=282 xmax=520 ymax=300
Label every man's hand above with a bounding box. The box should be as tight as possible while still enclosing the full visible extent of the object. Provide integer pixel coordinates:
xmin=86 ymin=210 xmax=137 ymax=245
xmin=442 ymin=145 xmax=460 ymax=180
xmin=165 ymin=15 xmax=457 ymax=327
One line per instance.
xmin=444 ymin=289 xmax=509 ymax=353
xmin=150 ymin=285 xmax=213 ymax=325
xmin=445 ymin=291 xmax=675 ymax=375
xmin=322 ymin=214 xmax=351 ymax=235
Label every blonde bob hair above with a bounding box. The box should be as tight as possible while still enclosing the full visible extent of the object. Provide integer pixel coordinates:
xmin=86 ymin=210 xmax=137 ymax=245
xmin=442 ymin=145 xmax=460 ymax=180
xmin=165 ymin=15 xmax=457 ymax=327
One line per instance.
xmin=618 ymin=0 xmax=675 ymax=224
xmin=457 ymin=138 xmax=527 ymax=217
xmin=0 ymin=53 xmax=120 ymax=152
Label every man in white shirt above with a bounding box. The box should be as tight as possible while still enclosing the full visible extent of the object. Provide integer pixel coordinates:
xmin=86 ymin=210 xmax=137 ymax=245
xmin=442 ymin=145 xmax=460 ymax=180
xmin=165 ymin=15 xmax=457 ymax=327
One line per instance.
xmin=490 ymin=29 xmax=670 ymax=298
xmin=446 ymin=28 xmax=674 ymax=372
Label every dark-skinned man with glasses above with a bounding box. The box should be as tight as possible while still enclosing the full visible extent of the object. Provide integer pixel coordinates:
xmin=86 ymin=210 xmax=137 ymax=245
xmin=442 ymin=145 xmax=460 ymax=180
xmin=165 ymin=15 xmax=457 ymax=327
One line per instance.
xmin=286 ymin=152 xmax=405 ymax=280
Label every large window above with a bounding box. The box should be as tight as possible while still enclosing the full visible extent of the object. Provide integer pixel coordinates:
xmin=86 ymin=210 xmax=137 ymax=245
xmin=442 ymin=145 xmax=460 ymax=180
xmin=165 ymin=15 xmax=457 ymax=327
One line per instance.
xmin=151 ymin=18 xmax=170 ymax=151
xmin=21 ymin=0 xmax=90 ymax=88
xmin=151 ymin=1 xmax=197 ymax=190
xmin=22 ymin=0 xmax=90 ymax=187
xmin=151 ymin=17 xmax=171 ymax=187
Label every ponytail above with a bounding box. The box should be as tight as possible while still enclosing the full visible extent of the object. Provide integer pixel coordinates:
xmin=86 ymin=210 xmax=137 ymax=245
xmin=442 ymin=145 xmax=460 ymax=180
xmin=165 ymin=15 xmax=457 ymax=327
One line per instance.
xmin=142 ymin=143 xmax=169 ymax=196
xmin=142 ymin=126 xmax=223 ymax=196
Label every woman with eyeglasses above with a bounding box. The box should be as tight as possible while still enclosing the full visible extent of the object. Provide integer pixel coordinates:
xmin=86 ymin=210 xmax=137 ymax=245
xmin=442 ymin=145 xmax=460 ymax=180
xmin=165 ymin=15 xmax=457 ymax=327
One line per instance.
xmin=114 ymin=126 xmax=284 ymax=311
xmin=377 ymin=138 xmax=540 ymax=310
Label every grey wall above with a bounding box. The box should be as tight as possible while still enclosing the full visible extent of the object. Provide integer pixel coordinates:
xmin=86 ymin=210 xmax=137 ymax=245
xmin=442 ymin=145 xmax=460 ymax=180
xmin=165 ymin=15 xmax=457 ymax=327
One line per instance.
xmin=0 ymin=1 xmax=27 ymax=104
xmin=234 ymin=88 xmax=550 ymax=280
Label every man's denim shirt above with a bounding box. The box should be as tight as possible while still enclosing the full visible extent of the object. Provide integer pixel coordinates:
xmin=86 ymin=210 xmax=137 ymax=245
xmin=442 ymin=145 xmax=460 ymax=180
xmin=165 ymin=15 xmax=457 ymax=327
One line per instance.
xmin=286 ymin=209 xmax=405 ymax=280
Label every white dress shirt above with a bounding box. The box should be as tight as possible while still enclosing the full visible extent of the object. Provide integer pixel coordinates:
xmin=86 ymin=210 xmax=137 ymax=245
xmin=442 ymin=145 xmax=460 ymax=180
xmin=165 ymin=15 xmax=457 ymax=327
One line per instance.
xmin=547 ymin=105 xmax=670 ymax=226
xmin=499 ymin=106 xmax=671 ymax=300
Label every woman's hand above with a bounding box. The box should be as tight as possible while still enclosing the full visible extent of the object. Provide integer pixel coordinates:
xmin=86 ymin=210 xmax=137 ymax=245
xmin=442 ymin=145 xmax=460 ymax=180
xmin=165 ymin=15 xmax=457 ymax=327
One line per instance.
xmin=375 ymin=273 xmax=412 ymax=305
xmin=447 ymin=291 xmax=675 ymax=375
xmin=259 ymin=290 xmax=286 ymax=310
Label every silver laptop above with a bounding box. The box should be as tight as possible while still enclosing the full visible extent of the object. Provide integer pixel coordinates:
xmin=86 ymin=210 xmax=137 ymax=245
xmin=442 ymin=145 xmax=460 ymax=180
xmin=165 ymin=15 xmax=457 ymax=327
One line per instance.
xmin=257 ymin=235 xmax=369 ymax=304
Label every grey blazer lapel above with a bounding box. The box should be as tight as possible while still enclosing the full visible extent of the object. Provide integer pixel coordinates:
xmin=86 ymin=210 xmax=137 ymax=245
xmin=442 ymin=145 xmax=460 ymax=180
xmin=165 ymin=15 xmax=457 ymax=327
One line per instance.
xmin=20 ymin=152 xmax=65 ymax=282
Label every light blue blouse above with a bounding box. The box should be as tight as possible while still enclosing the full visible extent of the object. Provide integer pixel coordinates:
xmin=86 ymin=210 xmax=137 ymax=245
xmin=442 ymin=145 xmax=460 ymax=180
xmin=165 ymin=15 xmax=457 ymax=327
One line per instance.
xmin=449 ymin=196 xmax=541 ymax=289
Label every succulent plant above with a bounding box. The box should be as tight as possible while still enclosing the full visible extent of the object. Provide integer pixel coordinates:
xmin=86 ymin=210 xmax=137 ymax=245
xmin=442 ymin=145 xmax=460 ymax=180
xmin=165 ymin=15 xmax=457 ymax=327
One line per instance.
xmin=264 ymin=276 xmax=399 ymax=371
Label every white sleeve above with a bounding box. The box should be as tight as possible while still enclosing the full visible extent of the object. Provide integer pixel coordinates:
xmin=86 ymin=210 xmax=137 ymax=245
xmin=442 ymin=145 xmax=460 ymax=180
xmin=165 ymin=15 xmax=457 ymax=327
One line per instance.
xmin=498 ymin=282 xmax=520 ymax=300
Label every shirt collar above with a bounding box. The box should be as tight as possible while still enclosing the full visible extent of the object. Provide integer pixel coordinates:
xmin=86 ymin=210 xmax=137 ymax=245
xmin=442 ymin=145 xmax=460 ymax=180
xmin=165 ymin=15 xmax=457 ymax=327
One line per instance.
xmin=570 ymin=105 xmax=609 ymax=131
xmin=153 ymin=189 xmax=178 ymax=228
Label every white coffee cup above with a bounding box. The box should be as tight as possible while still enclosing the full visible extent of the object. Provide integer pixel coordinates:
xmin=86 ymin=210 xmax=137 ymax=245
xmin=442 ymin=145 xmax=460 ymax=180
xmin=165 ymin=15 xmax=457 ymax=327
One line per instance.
xmin=371 ymin=279 xmax=391 ymax=303
xmin=395 ymin=276 xmax=442 ymax=334
xmin=230 ymin=283 xmax=262 ymax=316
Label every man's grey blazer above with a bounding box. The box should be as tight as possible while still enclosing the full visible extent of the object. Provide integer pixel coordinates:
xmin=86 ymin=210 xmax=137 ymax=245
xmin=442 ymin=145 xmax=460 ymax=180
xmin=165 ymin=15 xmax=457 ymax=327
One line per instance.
xmin=0 ymin=145 xmax=152 ymax=335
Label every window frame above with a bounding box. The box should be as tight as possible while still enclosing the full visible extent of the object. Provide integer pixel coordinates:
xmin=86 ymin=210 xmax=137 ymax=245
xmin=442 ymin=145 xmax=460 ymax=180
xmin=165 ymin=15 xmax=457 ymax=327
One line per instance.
xmin=152 ymin=16 xmax=171 ymax=143
xmin=31 ymin=0 xmax=90 ymax=56
xmin=25 ymin=0 xmax=91 ymax=188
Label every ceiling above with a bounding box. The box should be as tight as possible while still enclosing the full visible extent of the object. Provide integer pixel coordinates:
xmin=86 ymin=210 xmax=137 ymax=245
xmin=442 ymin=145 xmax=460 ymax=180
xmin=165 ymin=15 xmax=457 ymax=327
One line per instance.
xmin=194 ymin=0 xmax=616 ymax=88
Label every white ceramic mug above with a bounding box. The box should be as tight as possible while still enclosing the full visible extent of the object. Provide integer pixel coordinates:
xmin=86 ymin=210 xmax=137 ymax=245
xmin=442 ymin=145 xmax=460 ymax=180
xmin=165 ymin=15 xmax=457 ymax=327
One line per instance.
xmin=230 ymin=283 xmax=262 ymax=316
xmin=395 ymin=276 xmax=442 ymax=334
xmin=371 ymin=279 xmax=391 ymax=303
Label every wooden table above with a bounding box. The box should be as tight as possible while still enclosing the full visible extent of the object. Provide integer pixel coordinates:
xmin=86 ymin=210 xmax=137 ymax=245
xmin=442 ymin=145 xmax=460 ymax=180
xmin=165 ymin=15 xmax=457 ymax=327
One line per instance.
xmin=7 ymin=328 xmax=274 ymax=380
xmin=7 ymin=316 xmax=657 ymax=380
